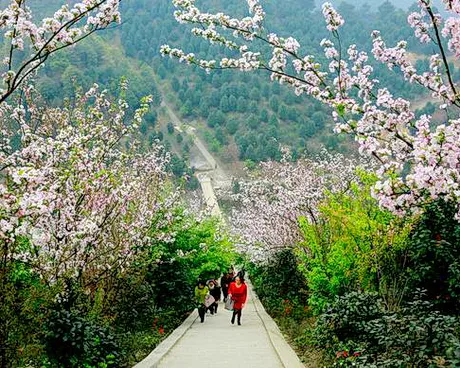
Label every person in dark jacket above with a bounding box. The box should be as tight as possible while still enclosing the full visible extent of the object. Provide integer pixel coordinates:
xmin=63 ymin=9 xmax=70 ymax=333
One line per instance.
xmin=220 ymin=270 xmax=234 ymax=302
xmin=207 ymin=279 xmax=221 ymax=314
xmin=236 ymin=267 xmax=246 ymax=280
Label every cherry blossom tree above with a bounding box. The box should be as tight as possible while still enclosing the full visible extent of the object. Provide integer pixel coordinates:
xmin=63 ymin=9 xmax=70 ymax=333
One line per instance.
xmin=227 ymin=150 xmax=367 ymax=261
xmin=0 ymin=83 xmax=180 ymax=284
xmin=0 ymin=0 xmax=121 ymax=104
xmin=0 ymin=0 xmax=186 ymax=286
xmin=161 ymin=0 xmax=460 ymax=219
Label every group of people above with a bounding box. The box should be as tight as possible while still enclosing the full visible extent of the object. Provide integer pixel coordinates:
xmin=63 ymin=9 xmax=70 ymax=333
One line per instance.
xmin=194 ymin=268 xmax=247 ymax=326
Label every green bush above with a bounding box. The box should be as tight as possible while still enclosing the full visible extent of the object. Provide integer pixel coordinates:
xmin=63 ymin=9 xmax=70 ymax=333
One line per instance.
xmin=44 ymin=307 xmax=120 ymax=368
xmin=314 ymin=292 xmax=384 ymax=350
xmin=109 ymin=271 xmax=158 ymax=332
xmin=0 ymin=260 xmax=58 ymax=367
xmin=249 ymin=249 xmax=309 ymax=320
xmin=298 ymin=173 xmax=412 ymax=314
xmin=407 ymin=200 xmax=460 ymax=313
xmin=315 ymin=290 xmax=460 ymax=367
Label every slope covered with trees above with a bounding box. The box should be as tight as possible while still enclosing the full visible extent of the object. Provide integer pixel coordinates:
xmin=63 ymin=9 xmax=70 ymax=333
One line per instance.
xmin=121 ymin=0 xmax=460 ymax=162
xmin=27 ymin=0 xmax=453 ymax=163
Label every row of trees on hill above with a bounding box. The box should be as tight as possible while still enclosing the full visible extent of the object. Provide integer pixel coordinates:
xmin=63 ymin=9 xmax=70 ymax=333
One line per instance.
xmin=121 ymin=0 xmax=455 ymax=161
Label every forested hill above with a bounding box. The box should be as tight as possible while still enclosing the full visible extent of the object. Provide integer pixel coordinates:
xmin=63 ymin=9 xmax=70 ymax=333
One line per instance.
xmin=313 ymin=0 xmax=444 ymax=11
xmin=31 ymin=0 xmax=459 ymax=163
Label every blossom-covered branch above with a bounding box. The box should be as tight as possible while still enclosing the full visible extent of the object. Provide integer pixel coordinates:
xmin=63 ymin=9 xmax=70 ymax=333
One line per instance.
xmin=226 ymin=150 xmax=367 ymax=261
xmin=0 ymin=0 xmax=121 ymax=104
xmin=163 ymin=0 xmax=460 ymax=219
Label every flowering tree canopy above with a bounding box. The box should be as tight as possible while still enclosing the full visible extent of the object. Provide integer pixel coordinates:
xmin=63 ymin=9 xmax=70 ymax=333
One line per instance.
xmin=0 ymin=1 xmax=191 ymax=285
xmin=227 ymin=150 xmax=367 ymax=261
xmin=161 ymin=0 xmax=460 ymax=219
xmin=0 ymin=0 xmax=121 ymax=104
xmin=0 ymin=83 xmax=180 ymax=283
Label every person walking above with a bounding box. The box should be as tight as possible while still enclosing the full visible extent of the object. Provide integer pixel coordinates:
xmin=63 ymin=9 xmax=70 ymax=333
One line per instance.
xmin=236 ymin=266 xmax=246 ymax=280
xmin=207 ymin=279 xmax=221 ymax=314
xmin=220 ymin=270 xmax=233 ymax=302
xmin=227 ymin=275 xmax=247 ymax=326
xmin=194 ymin=280 xmax=209 ymax=323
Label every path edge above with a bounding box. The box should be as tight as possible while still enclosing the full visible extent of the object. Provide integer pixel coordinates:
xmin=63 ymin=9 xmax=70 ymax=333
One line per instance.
xmin=247 ymin=279 xmax=305 ymax=368
xmin=132 ymin=310 xmax=198 ymax=368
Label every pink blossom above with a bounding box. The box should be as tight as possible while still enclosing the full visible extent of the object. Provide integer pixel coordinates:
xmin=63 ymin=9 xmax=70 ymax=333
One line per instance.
xmin=224 ymin=149 xmax=370 ymax=261
xmin=0 ymin=0 xmax=121 ymax=104
xmin=0 ymin=85 xmax=182 ymax=283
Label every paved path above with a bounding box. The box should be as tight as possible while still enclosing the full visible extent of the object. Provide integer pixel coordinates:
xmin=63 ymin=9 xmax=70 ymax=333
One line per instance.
xmin=160 ymin=100 xmax=230 ymax=217
xmin=196 ymin=173 xmax=222 ymax=217
xmin=135 ymin=282 xmax=304 ymax=368
xmin=161 ymin=101 xmax=226 ymax=176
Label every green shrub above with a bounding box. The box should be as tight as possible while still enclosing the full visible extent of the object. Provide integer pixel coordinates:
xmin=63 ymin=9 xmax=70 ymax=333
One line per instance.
xmin=407 ymin=200 xmax=460 ymax=313
xmin=446 ymin=339 xmax=460 ymax=367
xmin=109 ymin=271 xmax=158 ymax=332
xmin=297 ymin=173 xmax=412 ymax=314
xmin=0 ymin=260 xmax=57 ymax=367
xmin=249 ymin=249 xmax=309 ymax=320
xmin=314 ymin=292 xmax=384 ymax=350
xmin=315 ymin=290 xmax=460 ymax=367
xmin=44 ymin=307 xmax=120 ymax=368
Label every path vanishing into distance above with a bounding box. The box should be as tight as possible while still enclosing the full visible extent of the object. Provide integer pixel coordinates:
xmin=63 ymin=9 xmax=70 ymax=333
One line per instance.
xmin=161 ymin=100 xmax=230 ymax=217
xmin=134 ymin=280 xmax=304 ymax=368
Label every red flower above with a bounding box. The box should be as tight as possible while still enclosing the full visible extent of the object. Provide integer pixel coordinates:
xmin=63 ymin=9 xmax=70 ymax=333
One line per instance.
xmin=336 ymin=350 xmax=349 ymax=359
xmin=158 ymin=326 xmax=165 ymax=335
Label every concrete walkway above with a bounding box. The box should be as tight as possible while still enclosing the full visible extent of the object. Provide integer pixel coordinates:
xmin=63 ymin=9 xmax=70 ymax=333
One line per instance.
xmin=134 ymin=281 xmax=304 ymax=368
xmin=196 ymin=173 xmax=222 ymax=218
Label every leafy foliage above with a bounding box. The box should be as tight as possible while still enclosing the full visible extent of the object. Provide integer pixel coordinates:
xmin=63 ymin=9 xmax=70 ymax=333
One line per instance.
xmin=44 ymin=307 xmax=120 ymax=368
xmin=248 ymin=249 xmax=309 ymax=320
xmin=407 ymin=200 xmax=460 ymax=313
xmin=297 ymin=172 xmax=411 ymax=314
xmin=314 ymin=290 xmax=460 ymax=367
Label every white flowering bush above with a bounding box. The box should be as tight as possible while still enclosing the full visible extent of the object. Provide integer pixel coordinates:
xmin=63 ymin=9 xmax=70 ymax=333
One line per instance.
xmin=227 ymin=149 xmax=367 ymax=261
xmin=0 ymin=83 xmax=181 ymax=283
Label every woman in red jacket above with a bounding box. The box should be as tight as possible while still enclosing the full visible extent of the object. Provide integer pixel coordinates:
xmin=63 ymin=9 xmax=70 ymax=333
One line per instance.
xmin=227 ymin=275 xmax=247 ymax=325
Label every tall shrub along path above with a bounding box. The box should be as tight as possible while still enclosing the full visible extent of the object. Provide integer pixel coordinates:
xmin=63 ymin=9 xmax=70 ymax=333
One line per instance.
xmin=155 ymin=281 xmax=294 ymax=368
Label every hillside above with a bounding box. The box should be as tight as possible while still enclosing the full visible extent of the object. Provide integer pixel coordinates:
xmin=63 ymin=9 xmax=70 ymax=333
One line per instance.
xmin=28 ymin=0 xmax=459 ymax=165
xmin=314 ymin=0 xmax=444 ymax=11
xmin=119 ymin=0 xmax=434 ymax=162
